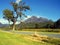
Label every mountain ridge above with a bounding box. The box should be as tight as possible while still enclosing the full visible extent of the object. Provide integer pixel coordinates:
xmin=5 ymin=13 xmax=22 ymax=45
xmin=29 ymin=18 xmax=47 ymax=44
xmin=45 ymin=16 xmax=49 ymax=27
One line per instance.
xmin=24 ymin=16 xmax=50 ymax=23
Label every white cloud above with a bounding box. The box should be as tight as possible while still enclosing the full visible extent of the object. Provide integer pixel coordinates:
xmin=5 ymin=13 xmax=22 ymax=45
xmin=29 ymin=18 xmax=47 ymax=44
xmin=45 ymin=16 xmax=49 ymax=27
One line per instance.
xmin=0 ymin=19 xmax=9 ymax=24
xmin=0 ymin=16 xmax=32 ymax=24
xmin=24 ymin=16 xmax=40 ymax=20
xmin=16 ymin=21 xmax=20 ymax=24
xmin=25 ymin=16 xmax=31 ymax=19
xmin=0 ymin=19 xmax=20 ymax=24
xmin=37 ymin=16 xmax=40 ymax=18
xmin=16 ymin=0 xmax=22 ymax=4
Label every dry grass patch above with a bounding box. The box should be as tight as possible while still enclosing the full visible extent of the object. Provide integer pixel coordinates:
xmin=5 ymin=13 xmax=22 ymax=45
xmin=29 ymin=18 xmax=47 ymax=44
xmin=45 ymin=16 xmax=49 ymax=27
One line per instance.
xmin=24 ymin=33 xmax=48 ymax=42
xmin=24 ymin=33 xmax=60 ymax=45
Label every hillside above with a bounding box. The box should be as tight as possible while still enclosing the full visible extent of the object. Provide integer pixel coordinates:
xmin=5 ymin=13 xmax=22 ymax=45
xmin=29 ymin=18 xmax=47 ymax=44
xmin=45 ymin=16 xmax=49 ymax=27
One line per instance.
xmin=0 ymin=23 xmax=8 ymax=27
xmin=0 ymin=23 xmax=3 ymax=27
xmin=18 ymin=16 xmax=54 ymax=29
xmin=24 ymin=16 xmax=49 ymax=23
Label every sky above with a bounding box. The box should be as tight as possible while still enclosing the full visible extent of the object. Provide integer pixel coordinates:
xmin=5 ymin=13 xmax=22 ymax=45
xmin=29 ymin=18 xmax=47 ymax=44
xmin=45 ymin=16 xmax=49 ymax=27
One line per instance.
xmin=0 ymin=0 xmax=60 ymax=24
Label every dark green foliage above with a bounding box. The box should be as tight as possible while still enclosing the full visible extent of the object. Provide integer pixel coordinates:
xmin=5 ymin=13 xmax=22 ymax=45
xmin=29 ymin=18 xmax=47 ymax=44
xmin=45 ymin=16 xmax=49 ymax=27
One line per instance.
xmin=16 ymin=19 xmax=60 ymax=29
xmin=11 ymin=2 xmax=18 ymax=12
xmin=3 ymin=9 xmax=14 ymax=20
xmin=54 ymin=19 xmax=60 ymax=29
xmin=45 ymin=20 xmax=54 ymax=29
xmin=17 ymin=21 xmax=54 ymax=29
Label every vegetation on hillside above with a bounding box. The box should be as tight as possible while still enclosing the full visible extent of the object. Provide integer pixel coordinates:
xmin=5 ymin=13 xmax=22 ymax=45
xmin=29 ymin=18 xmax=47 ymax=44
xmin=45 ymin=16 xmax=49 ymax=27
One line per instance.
xmin=15 ymin=18 xmax=60 ymax=30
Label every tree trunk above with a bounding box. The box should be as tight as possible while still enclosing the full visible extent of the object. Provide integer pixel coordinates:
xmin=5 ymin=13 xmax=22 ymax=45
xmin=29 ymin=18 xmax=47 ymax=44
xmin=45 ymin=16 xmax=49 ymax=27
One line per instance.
xmin=19 ymin=17 xmax=22 ymax=30
xmin=12 ymin=22 xmax=15 ymax=31
xmin=9 ymin=20 xmax=10 ymax=28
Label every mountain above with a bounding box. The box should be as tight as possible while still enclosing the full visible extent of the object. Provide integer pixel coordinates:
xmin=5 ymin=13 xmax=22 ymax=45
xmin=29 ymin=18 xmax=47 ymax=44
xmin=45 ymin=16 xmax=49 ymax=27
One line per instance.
xmin=0 ymin=23 xmax=3 ymax=27
xmin=0 ymin=22 xmax=8 ymax=27
xmin=24 ymin=16 xmax=49 ymax=23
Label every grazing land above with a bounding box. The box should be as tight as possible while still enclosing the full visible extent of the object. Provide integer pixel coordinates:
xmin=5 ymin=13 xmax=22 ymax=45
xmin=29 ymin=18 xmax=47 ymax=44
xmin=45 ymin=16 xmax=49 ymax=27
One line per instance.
xmin=0 ymin=30 xmax=60 ymax=45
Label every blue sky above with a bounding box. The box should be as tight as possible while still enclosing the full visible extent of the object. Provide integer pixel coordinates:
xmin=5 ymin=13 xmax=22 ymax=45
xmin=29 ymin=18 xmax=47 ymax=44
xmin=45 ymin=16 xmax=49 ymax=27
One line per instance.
xmin=0 ymin=0 xmax=60 ymax=24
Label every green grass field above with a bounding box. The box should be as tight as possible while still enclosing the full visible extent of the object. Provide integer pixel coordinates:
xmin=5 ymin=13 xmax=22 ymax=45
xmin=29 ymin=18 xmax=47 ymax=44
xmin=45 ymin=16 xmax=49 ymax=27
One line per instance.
xmin=0 ymin=30 xmax=60 ymax=45
xmin=21 ymin=29 xmax=60 ymax=32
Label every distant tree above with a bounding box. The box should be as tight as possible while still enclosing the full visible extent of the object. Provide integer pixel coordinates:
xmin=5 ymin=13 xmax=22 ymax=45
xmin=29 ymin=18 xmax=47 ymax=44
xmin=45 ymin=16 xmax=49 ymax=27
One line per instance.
xmin=3 ymin=1 xmax=30 ymax=31
xmin=54 ymin=19 xmax=60 ymax=28
xmin=45 ymin=20 xmax=54 ymax=29
xmin=35 ymin=23 xmax=38 ymax=29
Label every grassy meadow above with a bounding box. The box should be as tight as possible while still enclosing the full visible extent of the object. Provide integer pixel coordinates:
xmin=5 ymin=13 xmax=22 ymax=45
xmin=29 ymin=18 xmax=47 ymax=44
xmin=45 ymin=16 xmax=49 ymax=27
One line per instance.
xmin=0 ymin=30 xmax=51 ymax=45
xmin=0 ymin=30 xmax=60 ymax=45
xmin=20 ymin=29 xmax=60 ymax=32
xmin=0 ymin=27 xmax=60 ymax=32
